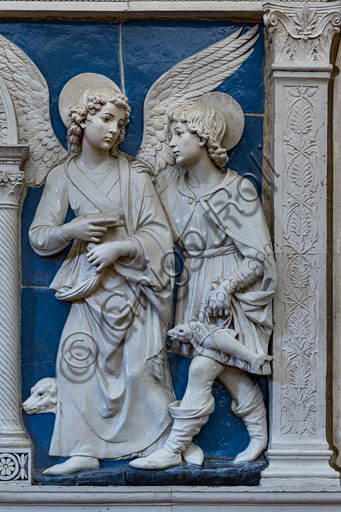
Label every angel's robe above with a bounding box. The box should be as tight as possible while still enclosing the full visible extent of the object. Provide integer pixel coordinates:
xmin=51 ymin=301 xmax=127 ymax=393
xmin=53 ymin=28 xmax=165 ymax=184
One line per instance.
xmin=29 ymin=155 xmax=175 ymax=459
xmin=160 ymin=168 xmax=277 ymax=375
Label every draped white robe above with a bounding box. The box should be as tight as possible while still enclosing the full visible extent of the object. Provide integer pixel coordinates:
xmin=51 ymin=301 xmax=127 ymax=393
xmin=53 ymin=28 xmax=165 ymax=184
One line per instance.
xmin=29 ymin=155 xmax=175 ymax=459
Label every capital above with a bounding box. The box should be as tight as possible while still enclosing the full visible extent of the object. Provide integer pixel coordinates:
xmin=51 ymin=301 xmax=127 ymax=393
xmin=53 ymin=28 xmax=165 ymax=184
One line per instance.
xmin=263 ymin=1 xmax=341 ymax=68
xmin=0 ymin=145 xmax=28 ymax=207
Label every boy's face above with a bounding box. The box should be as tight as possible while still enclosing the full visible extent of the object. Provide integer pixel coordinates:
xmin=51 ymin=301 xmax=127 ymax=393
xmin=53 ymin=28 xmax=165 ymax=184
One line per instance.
xmin=169 ymin=121 xmax=203 ymax=167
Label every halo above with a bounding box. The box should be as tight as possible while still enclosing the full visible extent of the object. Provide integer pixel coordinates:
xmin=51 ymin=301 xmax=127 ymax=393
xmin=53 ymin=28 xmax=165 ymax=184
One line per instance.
xmin=59 ymin=73 xmax=122 ymax=127
xmin=194 ymin=92 xmax=244 ymax=151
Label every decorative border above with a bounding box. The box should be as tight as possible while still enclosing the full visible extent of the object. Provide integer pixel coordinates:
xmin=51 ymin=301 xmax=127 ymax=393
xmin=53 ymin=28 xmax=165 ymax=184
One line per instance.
xmin=0 ymin=0 xmax=337 ymax=502
xmin=0 ymin=451 xmax=30 ymax=482
xmin=280 ymin=85 xmax=319 ymax=436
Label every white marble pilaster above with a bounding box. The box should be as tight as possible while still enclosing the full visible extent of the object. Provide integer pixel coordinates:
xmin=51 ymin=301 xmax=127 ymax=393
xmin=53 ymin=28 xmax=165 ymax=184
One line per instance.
xmin=261 ymin=0 xmax=341 ymax=486
xmin=0 ymin=145 xmax=32 ymax=483
xmin=333 ymin=24 xmax=341 ymax=471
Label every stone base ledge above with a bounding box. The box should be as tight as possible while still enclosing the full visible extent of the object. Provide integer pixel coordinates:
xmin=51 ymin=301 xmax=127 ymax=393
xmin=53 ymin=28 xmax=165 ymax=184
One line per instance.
xmin=33 ymin=458 xmax=266 ymax=487
xmin=260 ymin=449 xmax=340 ymax=487
xmin=2 ymin=486 xmax=341 ymax=510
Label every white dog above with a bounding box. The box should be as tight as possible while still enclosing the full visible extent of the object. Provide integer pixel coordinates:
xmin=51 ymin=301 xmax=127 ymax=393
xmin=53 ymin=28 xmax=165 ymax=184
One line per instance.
xmin=22 ymin=378 xmax=58 ymax=415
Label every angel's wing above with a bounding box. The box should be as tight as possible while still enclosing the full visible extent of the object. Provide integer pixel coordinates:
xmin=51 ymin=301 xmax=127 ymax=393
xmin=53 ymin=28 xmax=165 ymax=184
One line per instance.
xmin=0 ymin=35 xmax=67 ymax=186
xmin=137 ymin=25 xmax=259 ymax=191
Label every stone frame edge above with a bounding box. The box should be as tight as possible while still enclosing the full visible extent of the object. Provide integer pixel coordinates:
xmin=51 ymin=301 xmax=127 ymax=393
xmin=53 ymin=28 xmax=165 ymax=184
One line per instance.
xmin=0 ymin=0 xmax=340 ymax=506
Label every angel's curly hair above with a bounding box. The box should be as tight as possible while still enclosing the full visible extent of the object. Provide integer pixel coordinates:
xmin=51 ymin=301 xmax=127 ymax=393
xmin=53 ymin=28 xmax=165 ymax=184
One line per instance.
xmin=67 ymin=86 xmax=131 ymax=155
xmin=168 ymin=101 xmax=228 ymax=169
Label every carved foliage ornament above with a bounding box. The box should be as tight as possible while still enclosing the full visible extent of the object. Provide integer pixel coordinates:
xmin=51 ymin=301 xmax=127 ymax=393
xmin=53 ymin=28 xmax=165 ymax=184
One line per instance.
xmin=0 ymin=170 xmax=24 ymax=205
xmin=0 ymin=452 xmax=30 ymax=482
xmin=281 ymin=85 xmax=319 ymax=436
xmin=264 ymin=2 xmax=340 ymax=438
xmin=0 ymin=146 xmax=28 ymax=205
xmin=264 ymin=2 xmax=341 ymax=64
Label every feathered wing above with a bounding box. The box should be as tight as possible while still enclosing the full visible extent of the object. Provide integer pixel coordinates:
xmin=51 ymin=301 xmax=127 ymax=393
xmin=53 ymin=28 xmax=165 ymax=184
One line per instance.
xmin=137 ymin=25 xmax=259 ymax=192
xmin=0 ymin=35 xmax=67 ymax=187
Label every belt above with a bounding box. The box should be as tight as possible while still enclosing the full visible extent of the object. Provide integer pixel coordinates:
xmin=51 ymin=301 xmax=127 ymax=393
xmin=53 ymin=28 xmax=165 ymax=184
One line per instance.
xmin=183 ymin=245 xmax=239 ymax=259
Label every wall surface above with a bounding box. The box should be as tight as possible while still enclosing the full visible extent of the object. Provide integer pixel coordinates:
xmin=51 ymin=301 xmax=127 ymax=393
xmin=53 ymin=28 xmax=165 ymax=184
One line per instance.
xmin=12 ymin=19 xmax=267 ymax=470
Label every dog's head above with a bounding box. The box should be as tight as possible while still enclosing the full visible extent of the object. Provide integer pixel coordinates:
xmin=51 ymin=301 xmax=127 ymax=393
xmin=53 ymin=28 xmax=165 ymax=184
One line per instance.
xmin=22 ymin=378 xmax=58 ymax=415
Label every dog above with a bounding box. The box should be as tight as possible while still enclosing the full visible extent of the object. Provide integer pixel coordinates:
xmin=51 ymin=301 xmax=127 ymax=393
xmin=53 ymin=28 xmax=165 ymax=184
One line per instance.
xmin=22 ymin=378 xmax=58 ymax=415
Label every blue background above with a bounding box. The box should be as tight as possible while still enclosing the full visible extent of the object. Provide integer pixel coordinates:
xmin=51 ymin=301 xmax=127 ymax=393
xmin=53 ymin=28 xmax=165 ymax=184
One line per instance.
xmin=0 ymin=20 xmax=266 ymax=469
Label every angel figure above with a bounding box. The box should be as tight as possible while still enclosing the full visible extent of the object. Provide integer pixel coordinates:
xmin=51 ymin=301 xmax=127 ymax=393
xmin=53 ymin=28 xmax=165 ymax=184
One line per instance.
xmin=27 ymin=74 xmax=178 ymax=475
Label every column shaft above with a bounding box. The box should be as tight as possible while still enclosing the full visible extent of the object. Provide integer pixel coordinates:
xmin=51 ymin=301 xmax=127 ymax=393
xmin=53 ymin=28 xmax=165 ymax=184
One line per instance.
xmin=0 ymin=147 xmax=32 ymax=483
xmin=0 ymin=206 xmax=21 ymax=434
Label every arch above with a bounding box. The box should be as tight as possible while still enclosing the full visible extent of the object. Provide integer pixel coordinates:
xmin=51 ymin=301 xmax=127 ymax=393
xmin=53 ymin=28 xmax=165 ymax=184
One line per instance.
xmin=0 ymin=73 xmax=18 ymax=145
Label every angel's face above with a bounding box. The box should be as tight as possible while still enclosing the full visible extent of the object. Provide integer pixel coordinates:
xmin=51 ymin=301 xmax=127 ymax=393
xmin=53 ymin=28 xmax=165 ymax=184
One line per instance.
xmin=82 ymin=103 xmax=126 ymax=152
xmin=169 ymin=121 xmax=204 ymax=167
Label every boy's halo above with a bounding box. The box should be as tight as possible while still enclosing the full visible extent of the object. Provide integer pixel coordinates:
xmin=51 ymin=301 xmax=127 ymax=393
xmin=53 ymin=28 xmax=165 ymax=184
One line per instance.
xmin=194 ymin=92 xmax=244 ymax=152
xmin=59 ymin=72 xmax=122 ymax=127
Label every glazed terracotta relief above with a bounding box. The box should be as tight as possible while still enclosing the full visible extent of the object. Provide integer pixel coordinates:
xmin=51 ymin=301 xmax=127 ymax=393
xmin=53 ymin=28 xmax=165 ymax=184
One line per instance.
xmin=0 ymin=21 xmax=274 ymax=481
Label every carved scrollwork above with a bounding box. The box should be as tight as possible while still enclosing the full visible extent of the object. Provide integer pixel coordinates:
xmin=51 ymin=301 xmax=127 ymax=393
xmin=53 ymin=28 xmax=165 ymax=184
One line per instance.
xmin=280 ymin=84 xmax=319 ymax=436
xmin=264 ymin=1 xmax=341 ymax=64
xmin=281 ymin=254 xmax=318 ymax=435
xmin=283 ymin=86 xmax=318 ymax=253
xmin=0 ymin=170 xmax=24 ymax=205
xmin=0 ymin=96 xmax=8 ymax=144
xmin=0 ymin=146 xmax=28 ymax=206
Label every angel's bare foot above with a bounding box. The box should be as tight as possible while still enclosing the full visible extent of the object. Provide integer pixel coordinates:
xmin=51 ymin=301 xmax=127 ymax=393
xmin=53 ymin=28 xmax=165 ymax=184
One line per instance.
xmin=182 ymin=442 xmax=204 ymax=466
xmin=251 ymin=354 xmax=272 ymax=373
xmin=129 ymin=448 xmax=182 ymax=470
xmin=43 ymin=456 xmax=99 ymax=475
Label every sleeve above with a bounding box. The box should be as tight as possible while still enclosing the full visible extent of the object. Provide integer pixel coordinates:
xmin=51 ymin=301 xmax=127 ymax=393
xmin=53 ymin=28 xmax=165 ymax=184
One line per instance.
xmin=117 ymin=235 xmax=146 ymax=271
xmin=114 ymin=166 xmax=175 ymax=324
xmin=29 ymin=165 xmax=70 ymax=257
xmin=203 ymin=173 xmax=276 ymax=330
xmin=115 ymin=165 xmax=174 ymax=291
xmin=228 ymin=180 xmax=276 ymax=329
xmin=222 ymin=257 xmax=264 ymax=293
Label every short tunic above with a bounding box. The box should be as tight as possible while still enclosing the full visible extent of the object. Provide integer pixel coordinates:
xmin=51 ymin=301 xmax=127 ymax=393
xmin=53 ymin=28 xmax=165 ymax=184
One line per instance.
xmin=161 ymin=170 xmax=274 ymax=375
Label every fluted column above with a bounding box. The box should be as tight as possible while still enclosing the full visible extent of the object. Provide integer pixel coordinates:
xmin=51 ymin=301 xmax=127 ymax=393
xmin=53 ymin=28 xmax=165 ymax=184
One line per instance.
xmin=261 ymin=1 xmax=341 ymax=486
xmin=0 ymin=145 xmax=32 ymax=484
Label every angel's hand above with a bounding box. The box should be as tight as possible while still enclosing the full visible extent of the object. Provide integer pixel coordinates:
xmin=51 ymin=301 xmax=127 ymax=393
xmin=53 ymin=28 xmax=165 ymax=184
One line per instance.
xmin=87 ymin=241 xmax=130 ymax=272
xmin=205 ymin=283 xmax=232 ymax=318
xmin=60 ymin=214 xmax=117 ymax=243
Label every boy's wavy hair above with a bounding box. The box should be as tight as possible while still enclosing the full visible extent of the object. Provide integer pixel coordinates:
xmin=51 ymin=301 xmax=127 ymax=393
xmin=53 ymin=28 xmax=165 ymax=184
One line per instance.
xmin=168 ymin=101 xmax=228 ymax=169
xmin=67 ymin=86 xmax=131 ymax=155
